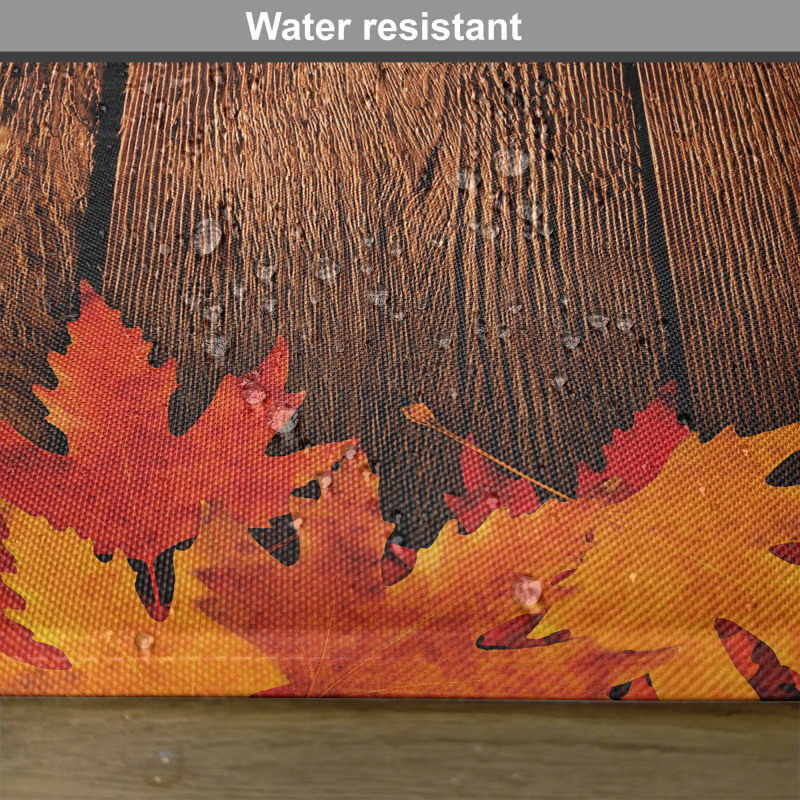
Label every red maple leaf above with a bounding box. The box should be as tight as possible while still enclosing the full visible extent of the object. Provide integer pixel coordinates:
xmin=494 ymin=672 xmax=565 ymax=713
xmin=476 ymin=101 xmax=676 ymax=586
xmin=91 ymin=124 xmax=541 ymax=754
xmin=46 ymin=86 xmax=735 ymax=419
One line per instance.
xmin=444 ymin=434 xmax=541 ymax=534
xmin=445 ymin=382 xmax=689 ymax=536
xmin=575 ymin=381 xmax=689 ymax=502
xmin=0 ymin=282 xmax=356 ymax=619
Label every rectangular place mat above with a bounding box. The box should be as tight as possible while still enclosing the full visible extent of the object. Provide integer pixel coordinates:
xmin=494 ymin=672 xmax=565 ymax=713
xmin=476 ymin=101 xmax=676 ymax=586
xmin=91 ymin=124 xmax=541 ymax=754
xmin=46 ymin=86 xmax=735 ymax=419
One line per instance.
xmin=0 ymin=62 xmax=798 ymax=699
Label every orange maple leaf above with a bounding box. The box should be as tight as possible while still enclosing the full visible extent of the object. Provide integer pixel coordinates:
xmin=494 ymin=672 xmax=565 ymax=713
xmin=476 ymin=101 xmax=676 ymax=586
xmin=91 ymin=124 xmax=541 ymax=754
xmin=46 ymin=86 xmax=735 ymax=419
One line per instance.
xmin=0 ymin=503 xmax=284 ymax=695
xmin=195 ymin=450 xmax=675 ymax=699
xmin=0 ymin=282 xmax=356 ymax=619
xmin=534 ymin=424 xmax=800 ymax=700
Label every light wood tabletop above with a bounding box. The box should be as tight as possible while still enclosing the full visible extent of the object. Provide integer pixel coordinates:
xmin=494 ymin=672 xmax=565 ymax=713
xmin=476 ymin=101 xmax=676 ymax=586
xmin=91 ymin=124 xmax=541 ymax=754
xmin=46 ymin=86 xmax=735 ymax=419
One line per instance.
xmin=1 ymin=700 xmax=798 ymax=799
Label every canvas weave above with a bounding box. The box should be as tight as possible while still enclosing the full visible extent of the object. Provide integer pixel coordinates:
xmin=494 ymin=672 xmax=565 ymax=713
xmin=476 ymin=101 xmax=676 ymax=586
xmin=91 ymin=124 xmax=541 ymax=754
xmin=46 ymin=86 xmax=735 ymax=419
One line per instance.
xmin=0 ymin=61 xmax=798 ymax=699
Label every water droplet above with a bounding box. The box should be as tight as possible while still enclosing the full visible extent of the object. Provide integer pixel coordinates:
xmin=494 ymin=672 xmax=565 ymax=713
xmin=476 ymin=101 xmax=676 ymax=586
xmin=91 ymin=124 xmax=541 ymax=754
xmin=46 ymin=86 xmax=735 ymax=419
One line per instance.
xmin=508 ymin=302 xmax=523 ymax=315
xmin=194 ymin=218 xmax=222 ymax=256
xmin=313 ymin=256 xmax=341 ymax=282
xmin=263 ymin=402 xmax=294 ymax=432
xmin=431 ymin=233 xmax=448 ymax=249
xmin=158 ymin=242 xmax=170 ymax=257
xmin=553 ymin=375 xmax=566 ymax=390
xmin=134 ymin=632 xmax=154 ymax=651
xmin=562 ymin=334 xmax=581 ymax=350
xmin=242 ymin=383 xmax=267 ymax=405
xmin=362 ymin=233 xmax=375 ymax=249
xmin=616 ymin=316 xmax=634 ymax=331
xmin=264 ymin=297 xmax=277 ymax=313
xmin=393 ymin=310 xmax=406 ymax=321
xmin=498 ymin=324 xmax=511 ymax=340
xmin=145 ymin=750 xmax=184 ymax=788
xmin=589 ymin=314 xmax=609 ymax=330
xmin=367 ymin=287 xmax=388 ymax=307
xmin=511 ymin=575 xmax=542 ymax=607
xmin=256 ymin=259 xmax=276 ymax=281
xmin=203 ymin=303 xmax=223 ymax=329
xmin=438 ymin=336 xmax=451 ymax=349
xmin=233 ymin=284 xmax=246 ymax=301
xmin=278 ymin=410 xmax=299 ymax=435
xmin=629 ymin=572 xmax=637 ymax=582
xmin=316 ymin=471 xmax=332 ymax=490
xmin=481 ymin=223 xmax=498 ymax=240
xmin=492 ymin=146 xmax=530 ymax=177
xmin=203 ymin=333 xmax=229 ymax=361
xmin=518 ymin=199 xmax=543 ymax=222
xmin=455 ymin=168 xmax=480 ymax=191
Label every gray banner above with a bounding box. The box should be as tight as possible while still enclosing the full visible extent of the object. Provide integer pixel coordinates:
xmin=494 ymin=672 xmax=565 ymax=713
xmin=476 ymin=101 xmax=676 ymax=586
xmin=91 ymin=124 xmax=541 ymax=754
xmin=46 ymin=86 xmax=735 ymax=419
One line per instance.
xmin=0 ymin=0 xmax=797 ymax=53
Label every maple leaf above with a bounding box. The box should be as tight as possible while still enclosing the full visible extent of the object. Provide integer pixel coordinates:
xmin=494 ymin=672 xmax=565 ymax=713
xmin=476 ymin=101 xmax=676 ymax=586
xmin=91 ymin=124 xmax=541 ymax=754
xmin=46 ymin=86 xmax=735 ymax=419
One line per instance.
xmin=444 ymin=434 xmax=540 ymax=534
xmin=0 ymin=503 xmax=285 ymax=695
xmin=0 ymin=282 xmax=356 ymax=619
xmin=195 ymin=450 xmax=675 ymax=699
xmin=0 ymin=511 xmax=70 ymax=670
xmin=715 ymin=619 xmax=800 ymax=700
xmin=575 ymin=381 xmax=689 ymax=503
xmin=533 ymin=424 xmax=800 ymax=700
xmin=444 ymin=382 xmax=689 ymax=534
xmin=610 ymin=674 xmax=659 ymax=701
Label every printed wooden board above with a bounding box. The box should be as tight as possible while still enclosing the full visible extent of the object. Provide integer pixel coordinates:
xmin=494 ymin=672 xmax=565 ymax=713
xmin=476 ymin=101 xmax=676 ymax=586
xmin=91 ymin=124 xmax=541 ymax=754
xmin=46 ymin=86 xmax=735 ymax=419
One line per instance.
xmin=3 ymin=700 xmax=798 ymax=799
xmin=0 ymin=61 xmax=798 ymax=699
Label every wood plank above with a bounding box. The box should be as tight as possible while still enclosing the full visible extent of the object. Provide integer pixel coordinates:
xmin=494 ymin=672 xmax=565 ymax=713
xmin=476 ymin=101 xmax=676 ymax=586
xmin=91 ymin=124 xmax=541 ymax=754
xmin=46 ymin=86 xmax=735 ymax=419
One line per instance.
xmin=638 ymin=63 xmax=800 ymax=438
xmin=2 ymin=699 xmax=797 ymax=799
xmin=0 ymin=62 xmax=104 ymax=450
xmin=105 ymin=63 xmax=669 ymax=546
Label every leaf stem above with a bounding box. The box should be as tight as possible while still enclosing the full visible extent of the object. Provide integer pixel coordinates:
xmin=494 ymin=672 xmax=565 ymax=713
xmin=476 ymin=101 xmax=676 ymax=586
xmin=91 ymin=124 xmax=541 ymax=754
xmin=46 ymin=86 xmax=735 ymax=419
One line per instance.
xmin=402 ymin=403 xmax=572 ymax=502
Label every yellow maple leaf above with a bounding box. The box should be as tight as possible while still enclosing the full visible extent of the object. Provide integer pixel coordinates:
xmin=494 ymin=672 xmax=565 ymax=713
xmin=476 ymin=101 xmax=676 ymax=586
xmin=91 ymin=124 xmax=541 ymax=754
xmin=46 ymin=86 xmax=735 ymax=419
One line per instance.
xmin=195 ymin=450 xmax=675 ymax=699
xmin=534 ymin=425 xmax=800 ymax=700
xmin=0 ymin=504 xmax=285 ymax=696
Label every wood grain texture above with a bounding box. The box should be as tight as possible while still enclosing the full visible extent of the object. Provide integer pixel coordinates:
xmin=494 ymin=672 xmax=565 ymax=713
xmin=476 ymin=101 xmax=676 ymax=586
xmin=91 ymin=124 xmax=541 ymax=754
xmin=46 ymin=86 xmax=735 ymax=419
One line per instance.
xmin=2 ymin=700 xmax=797 ymax=799
xmin=104 ymin=63 xmax=669 ymax=547
xmin=639 ymin=63 xmax=800 ymax=439
xmin=0 ymin=62 xmax=104 ymax=450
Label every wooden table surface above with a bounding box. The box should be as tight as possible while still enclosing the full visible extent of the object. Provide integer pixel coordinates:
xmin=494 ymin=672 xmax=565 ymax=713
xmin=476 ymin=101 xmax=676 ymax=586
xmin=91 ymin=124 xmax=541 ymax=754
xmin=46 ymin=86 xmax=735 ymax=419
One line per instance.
xmin=1 ymin=700 xmax=798 ymax=799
